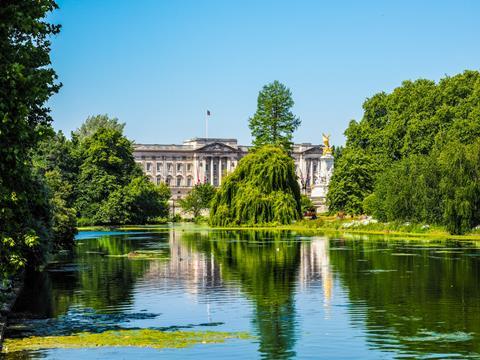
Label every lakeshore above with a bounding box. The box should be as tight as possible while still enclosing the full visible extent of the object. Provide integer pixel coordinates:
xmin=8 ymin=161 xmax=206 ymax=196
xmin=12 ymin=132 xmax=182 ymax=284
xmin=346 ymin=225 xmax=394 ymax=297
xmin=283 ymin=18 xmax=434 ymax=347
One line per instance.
xmin=77 ymin=217 xmax=480 ymax=242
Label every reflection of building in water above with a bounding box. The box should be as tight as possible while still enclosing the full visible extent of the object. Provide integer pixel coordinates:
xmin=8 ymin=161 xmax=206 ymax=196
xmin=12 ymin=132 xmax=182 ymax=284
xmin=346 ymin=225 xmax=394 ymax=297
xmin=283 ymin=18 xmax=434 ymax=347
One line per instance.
xmin=143 ymin=231 xmax=224 ymax=299
xmin=298 ymin=237 xmax=333 ymax=307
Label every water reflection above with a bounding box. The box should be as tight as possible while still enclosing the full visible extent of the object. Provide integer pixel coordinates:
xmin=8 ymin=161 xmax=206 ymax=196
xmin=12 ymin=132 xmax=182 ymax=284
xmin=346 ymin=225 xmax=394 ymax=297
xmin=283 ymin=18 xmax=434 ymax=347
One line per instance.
xmin=329 ymin=238 xmax=480 ymax=358
xmin=298 ymin=237 xmax=333 ymax=311
xmin=5 ymin=228 xmax=480 ymax=359
xmin=179 ymin=230 xmax=302 ymax=359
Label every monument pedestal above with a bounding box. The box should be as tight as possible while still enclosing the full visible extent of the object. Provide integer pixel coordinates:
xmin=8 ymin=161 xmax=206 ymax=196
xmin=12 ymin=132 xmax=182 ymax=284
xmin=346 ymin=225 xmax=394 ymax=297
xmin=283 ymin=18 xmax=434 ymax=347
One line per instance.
xmin=311 ymin=153 xmax=334 ymax=213
xmin=311 ymin=184 xmax=328 ymax=213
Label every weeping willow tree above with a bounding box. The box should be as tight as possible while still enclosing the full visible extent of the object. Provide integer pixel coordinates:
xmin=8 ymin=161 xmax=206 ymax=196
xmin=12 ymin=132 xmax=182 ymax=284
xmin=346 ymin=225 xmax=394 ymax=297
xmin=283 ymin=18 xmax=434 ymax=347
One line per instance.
xmin=210 ymin=145 xmax=301 ymax=226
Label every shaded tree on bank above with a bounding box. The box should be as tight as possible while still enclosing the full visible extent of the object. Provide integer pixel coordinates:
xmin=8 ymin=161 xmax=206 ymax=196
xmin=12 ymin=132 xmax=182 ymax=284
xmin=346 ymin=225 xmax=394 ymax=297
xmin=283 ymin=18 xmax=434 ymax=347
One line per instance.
xmin=0 ymin=0 xmax=65 ymax=276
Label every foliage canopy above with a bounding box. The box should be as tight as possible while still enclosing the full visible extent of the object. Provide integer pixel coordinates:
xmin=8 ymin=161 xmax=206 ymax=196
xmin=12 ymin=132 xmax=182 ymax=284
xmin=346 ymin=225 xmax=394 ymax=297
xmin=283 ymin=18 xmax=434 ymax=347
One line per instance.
xmin=0 ymin=0 xmax=63 ymax=276
xmin=328 ymin=70 xmax=480 ymax=233
xmin=210 ymin=145 xmax=301 ymax=226
xmin=249 ymin=81 xmax=301 ymax=152
xmin=72 ymin=124 xmax=171 ymax=226
xmin=179 ymin=183 xmax=216 ymax=218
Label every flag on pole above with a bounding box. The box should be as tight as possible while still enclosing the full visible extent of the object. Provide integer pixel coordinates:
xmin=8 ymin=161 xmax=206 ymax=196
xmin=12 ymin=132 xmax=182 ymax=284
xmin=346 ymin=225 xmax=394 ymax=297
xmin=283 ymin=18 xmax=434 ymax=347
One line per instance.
xmin=205 ymin=110 xmax=211 ymax=138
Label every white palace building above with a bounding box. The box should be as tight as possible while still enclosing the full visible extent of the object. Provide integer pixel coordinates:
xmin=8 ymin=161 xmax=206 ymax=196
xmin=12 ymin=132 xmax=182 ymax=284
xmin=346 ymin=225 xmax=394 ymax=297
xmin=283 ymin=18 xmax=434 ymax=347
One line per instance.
xmin=134 ymin=137 xmax=333 ymax=210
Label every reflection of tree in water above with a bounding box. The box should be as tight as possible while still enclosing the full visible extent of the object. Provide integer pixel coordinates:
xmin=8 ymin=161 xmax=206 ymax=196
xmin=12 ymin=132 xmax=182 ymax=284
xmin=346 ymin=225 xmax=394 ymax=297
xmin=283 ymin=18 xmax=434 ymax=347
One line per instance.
xmin=74 ymin=234 xmax=158 ymax=312
xmin=181 ymin=230 xmax=301 ymax=359
xmin=329 ymin=239 xmax=480 ymax=357
xmin=12 ymin=233 xmax=164 ymax=319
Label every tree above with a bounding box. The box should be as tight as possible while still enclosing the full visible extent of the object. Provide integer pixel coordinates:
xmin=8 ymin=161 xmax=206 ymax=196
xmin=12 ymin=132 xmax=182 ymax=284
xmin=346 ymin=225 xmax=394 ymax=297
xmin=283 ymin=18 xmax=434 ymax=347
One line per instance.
xmin=73 ymin=114 xmax=125 ymax=141
xmin=438 ymin=140 xmax=480 ymax=234
xmin=74 ymin=127 xmax=142 ymax=222
xmin=95 ymin=178 xmax=171 ymax=225
xmin=72 ymin=122 xmax=171 ymax=226
xmin=327 ymin=150 xmax=379 ymax=215
xmin=0 ymin=0 xmax=61 ymax=276
xmin=329 ymin=70 xmax=480 ymax=226
xmin=210 ymin=145 xmax=301 ymax=226
xmin=33 ymin=130 xmax=79 ymax=206
xmin=249 ymin=81 xmax=301 ymax=152
xmin=179 ymin=183 xmax=216 ymax=218
xmin=369 ymin=155 xmax=442 ymax=224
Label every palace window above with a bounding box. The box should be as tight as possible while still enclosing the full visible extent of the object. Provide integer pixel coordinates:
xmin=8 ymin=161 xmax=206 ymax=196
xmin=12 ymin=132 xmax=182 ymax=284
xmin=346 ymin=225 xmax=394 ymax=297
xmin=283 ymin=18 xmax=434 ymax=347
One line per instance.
xmin=157 ymin=162 xmax=163 ymax=172
xmin=167 ymin=163 xmax=173 ymax=172
xmin=156 ymin=175 xmax=162 ymax=185
xmin=186 ymin=164 xmax=192 ymax=171
xmin=166 ymin=176 xmax=172 ymax=186
xmin=146 ymin=162 xmax=152 ymax=172
xmin=313 ymin=164 xmax=317 ymax=173
xmin=176 ymin=176 xmax=183 ymax=187
xmin=187 ymin=177 xmax=192 ymax=187
xmin=177 ymin=163 xmax=183 ymax=172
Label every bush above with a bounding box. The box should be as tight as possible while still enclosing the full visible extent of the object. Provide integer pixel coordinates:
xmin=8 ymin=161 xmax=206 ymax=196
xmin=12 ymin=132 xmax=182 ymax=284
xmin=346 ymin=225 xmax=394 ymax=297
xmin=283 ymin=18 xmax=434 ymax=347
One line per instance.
xmin=94 ymin=177 xmax=170 ymax=225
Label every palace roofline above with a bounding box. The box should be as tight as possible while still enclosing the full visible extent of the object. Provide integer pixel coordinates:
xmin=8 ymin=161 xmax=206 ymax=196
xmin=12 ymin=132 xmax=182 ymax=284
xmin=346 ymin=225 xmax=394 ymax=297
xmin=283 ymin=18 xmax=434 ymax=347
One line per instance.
xmin=133 ymin=137 xmax=324 ymax=153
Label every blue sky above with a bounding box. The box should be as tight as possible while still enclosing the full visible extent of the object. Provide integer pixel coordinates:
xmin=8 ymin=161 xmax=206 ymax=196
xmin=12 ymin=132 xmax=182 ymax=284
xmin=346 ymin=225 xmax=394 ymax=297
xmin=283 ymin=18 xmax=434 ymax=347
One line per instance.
xmin=49 ymin=0 xmax=479 ymax=146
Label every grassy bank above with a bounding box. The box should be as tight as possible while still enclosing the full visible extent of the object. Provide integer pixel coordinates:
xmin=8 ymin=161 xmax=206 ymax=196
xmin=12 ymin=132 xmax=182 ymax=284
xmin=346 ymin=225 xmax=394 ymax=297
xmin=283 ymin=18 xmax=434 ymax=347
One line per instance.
xmin=76 ymin=216 xmax=480 ymax=241
xmin=283 ymin=216 xmax=480 ymax=241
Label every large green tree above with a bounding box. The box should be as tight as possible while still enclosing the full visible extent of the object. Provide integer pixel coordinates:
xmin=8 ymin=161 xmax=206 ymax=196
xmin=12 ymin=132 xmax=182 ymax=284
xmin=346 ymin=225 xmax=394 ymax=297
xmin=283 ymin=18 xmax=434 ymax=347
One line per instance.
xmin=249 ymin=81 xmax=301 ymax=152
xmin=210 ymin=145 xmax=301 ymax=226
xmin=368 ymin=154 xmax=442 ymax=224
xmin=329 ymin=70 xmax=480 ymax=231
xmin=75 ymin=127 xmax=141 ymax=224
xmin=73 ymin=125 xmax=170 ymax=226
xmin=327 ymin=150 xmax=379 ymax=215
xmin=0 ymin=0 xmax=62 ymax=275
xmin=438 ymin=140 xmax=480 ymax=234
xmin=95 ymin=178 xmax=170 ymax=225
xmin=73 ymin=114 xmax=125 ymax=141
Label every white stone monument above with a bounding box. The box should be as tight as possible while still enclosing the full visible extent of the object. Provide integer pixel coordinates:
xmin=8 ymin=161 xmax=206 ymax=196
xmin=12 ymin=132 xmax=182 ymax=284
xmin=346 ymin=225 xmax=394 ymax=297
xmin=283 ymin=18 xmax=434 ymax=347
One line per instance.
xmin=311 ymin=134 xmax=334 ymax=213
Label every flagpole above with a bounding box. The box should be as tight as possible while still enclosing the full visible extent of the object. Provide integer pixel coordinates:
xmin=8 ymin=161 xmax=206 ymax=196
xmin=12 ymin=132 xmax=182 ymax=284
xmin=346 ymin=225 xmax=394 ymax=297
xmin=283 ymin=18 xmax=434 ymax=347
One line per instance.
xmin=206 ymin=112 xmax=208 ymax=138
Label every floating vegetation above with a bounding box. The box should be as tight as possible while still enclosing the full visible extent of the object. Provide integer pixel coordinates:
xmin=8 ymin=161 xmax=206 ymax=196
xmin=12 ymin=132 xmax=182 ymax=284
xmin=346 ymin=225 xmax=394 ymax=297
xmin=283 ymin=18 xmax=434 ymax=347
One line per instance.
xmin=6 ymin=308 xmax=161 ymax=338
xmin=434 ymin=250 xmax=463 ymax=254
xmin=360 ymin=269 xmax=397 ymax=274
xmin=1 ymin=329 xmax=253 ymax=353
xmin=106 ymin=250 xmax=168 ymax=260
xmin=391 ymin=253 xmax=420 ymax=256
xmin=402 ymin=330 xmax=474 ymax=343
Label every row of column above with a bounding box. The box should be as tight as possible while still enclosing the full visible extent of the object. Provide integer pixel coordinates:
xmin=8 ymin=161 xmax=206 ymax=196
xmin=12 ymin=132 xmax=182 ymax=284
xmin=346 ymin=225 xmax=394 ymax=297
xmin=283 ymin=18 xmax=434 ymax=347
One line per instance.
xmin=196 ymin=156 xmax=234 ymax=186
xmin=302 ymin=158 xmax=319 ymax=184
xmin=302 ymin=156 xmax=333 ymax=186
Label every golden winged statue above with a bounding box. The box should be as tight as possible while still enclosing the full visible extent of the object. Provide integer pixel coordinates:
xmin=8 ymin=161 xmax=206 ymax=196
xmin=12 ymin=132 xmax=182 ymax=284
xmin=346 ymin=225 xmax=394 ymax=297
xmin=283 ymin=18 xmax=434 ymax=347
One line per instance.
xmin=322 ymin=133 xmax=332 ymax=155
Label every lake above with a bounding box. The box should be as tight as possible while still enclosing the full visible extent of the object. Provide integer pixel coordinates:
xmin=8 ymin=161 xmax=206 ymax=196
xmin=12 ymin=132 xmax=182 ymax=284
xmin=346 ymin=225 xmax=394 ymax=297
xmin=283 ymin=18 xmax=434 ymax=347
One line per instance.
xmin=3 ymin=224 xmax=480 ymax=359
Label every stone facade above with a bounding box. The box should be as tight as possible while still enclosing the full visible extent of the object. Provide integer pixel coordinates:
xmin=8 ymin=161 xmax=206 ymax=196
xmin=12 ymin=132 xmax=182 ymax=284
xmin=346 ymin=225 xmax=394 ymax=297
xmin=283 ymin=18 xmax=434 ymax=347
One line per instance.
xmin=133 ymin=138 xmax=333 ymax=208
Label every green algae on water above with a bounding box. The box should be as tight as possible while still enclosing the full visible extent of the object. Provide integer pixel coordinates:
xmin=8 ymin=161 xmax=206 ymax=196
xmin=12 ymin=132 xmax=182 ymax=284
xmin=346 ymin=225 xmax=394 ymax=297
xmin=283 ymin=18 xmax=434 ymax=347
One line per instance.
xmin=106 ymin=250 xmax=168 ymax=260
xmin=2 ymin=329 xmax=253 ymax=353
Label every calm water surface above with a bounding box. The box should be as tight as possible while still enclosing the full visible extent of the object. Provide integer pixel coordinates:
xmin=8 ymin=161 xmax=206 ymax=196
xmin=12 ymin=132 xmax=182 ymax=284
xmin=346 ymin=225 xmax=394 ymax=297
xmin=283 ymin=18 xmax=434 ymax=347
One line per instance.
xmin=4 ymin=225 xmax=480 ymax=359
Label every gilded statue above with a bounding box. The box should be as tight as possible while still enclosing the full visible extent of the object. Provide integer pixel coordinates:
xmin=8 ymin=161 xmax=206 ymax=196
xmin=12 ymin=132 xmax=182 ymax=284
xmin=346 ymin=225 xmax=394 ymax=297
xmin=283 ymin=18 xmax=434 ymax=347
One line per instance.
xmin=322 ymin=133 xmax=332 ymax=155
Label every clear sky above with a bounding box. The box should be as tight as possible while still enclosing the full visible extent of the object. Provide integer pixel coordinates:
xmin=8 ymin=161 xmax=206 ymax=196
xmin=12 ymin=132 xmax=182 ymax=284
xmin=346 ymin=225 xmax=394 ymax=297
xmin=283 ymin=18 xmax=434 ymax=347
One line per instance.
xmin=48 ymin=0 xmax=479 ymax=146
